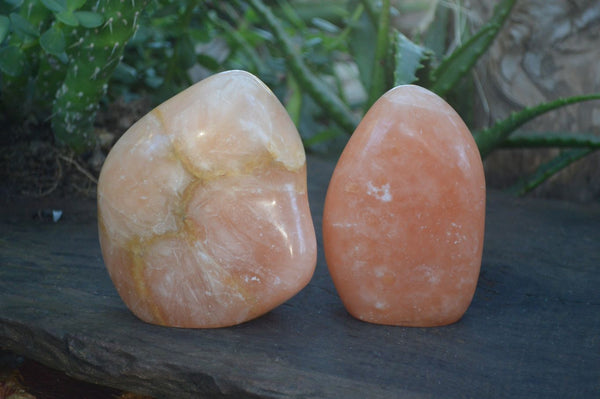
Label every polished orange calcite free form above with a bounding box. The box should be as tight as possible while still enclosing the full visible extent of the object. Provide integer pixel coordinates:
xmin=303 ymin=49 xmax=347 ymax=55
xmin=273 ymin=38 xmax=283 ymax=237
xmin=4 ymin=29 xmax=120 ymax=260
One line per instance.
xmin=323 ymin=85 xmax=486 ymax=327
xmin=98 ymin=70 xmax=317 ymax=328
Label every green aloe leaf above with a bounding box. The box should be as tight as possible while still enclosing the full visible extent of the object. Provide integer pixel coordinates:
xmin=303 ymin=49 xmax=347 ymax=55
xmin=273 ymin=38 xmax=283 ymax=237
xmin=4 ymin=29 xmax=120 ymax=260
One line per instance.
xmin=196 ymin=53 xmax=219 ymax=71
xmin=292 ymin=1 xmax=349 ymax=23
xmin=247 ymin=0 xmax=359 ymax=133
xmin=40 ymin=24 xmax=65 ymax=56
xmin=285 ymin=74 xmax=302 ymax=126
xmin=509 ymin=148 xmax=596 ymax=196
xmin=358 ymin=0 xmax=377 ymax=25
xmin=302 ymin=128 xmax=343 ymax=147
xmin=74 ymin=11 xmax=103 ymax=28
xmin=366 ymin=0 xmax=390 ymax=108
xmin=311 ymin=17 xmax=340 ymax=34
xmin=502 ymin=132 xmax=600 ymax=149
xmin=207 ymin=10 xmax=267 ymax=75
xmin=422 ymin=2 xmax=450 ymax=59
xmin=393 ymin=30 xmax=433 ymax=86
xmin=429 ymin=0 xmax=516 ymax=97
xmin=277 ymin=0 xmax=306 ymax=30
xmin=347 ymin=6 xmax=375 ymax=94
xmin=0 ymin=44 xmax=25 ymax=76
xmin=475 ymin=93 xmax=600 ymax=157
xmin=175 ymin=34 xmax=196 ymax=70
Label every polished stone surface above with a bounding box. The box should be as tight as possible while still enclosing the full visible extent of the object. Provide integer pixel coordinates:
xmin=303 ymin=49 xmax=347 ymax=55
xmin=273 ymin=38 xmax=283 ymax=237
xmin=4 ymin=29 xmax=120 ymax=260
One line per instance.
xmin=97 ymin=71 xmax=316 ymax=328
xmin=324 ymin=85 xmax=486 ymax=326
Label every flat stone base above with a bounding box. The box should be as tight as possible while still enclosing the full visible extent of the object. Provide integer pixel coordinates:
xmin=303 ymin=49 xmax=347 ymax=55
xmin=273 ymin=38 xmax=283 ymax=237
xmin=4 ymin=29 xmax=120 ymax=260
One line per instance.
xmin=1 ymin=156 xmax=599 ymax=398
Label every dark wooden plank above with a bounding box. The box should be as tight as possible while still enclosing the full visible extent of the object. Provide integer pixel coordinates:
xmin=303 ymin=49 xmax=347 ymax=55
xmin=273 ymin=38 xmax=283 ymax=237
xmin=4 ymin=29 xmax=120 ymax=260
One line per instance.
xmin=1 ymin=155 xmax=599 ymax=398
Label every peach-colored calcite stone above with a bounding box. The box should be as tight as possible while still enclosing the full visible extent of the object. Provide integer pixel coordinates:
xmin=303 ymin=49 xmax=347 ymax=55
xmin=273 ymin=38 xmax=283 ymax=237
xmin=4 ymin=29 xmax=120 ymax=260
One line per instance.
xmin=323 ymin=85 xmax=486 ymax=327
xmin=97 ymin=70 xmax=317 ymax=328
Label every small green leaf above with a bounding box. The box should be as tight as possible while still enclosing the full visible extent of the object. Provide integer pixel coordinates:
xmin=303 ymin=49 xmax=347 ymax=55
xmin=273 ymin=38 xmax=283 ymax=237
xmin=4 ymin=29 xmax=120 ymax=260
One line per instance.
xmin=145 ymin=68 xmax=163 ymax=88
xmin=393 ymin=30 xmax=433 ymax=85
xmin=74 ymin=11 xmax=103 ymax=28
xmin=0 ymin=15 xmax=9 ymax=43
xmin=4 ymin=0 xmax=24 ymax=8
xmin=304 ymin=36 xmax=322 ymax=47
xmin=0 ymin=45 xmax=25 ymax=76
xmin=66 ymin=0 xmax=86 ymax=11
xmin=57 ymin=51 xmax=68 ymax=63
xmin=112 ymin=61 xmax=137 ymax=84
xmin=40 ymin=0 xmax=66 ymax=13
xmin=9 ymin=12 xmax=39 ymax=37
xmin=56 ymin=10 xmax=78 ymax=26
xmin=40 ymin=24 xmax=65 ymax=56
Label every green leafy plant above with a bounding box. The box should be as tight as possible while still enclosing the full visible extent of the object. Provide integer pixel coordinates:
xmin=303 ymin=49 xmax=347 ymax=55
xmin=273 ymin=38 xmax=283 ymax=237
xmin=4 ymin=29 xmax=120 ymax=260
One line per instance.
xmin=111 ymin=2 xmax=221 ymax=104
xmin=231 ymin=0 xmax=599 ymax=194
xmin=1 ymin=0 xmax=598 ymax=195
xmin=0 ymin=0 xmax=148 ymax=153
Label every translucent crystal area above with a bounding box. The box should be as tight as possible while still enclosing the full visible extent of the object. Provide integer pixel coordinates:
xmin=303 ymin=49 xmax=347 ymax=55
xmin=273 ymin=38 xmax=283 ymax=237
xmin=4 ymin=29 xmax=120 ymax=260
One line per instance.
xmin=98 ymin=71 xmax=317 ymax=328
xmin=323 ymin=85 xmax=486 ymax=327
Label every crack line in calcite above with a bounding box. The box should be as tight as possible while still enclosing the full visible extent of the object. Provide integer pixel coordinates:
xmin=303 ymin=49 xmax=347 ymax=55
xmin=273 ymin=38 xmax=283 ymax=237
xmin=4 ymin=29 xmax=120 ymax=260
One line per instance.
xmin=105 ymin=152 xmax=307 ymax=326
xmin=131 ymin=249 xmax=166 ymax=324
xmin=99 ymin=70 xmax=316 ymax=328
xmin=126 ymin=227 xmax=254 ymax=325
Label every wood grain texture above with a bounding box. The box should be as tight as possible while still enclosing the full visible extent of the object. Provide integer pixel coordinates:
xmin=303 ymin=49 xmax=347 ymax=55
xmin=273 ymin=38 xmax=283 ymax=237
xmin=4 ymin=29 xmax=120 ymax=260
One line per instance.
xmin=1 ymin=155 xmax=599 ymax=398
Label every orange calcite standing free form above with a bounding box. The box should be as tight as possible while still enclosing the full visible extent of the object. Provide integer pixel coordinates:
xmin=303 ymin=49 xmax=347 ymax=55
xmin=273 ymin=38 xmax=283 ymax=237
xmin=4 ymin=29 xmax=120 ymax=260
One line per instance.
xmin=97 ymin=70 xmax=317 ymax=328
xmin=323 ymin=85 xmax=486 ymax=327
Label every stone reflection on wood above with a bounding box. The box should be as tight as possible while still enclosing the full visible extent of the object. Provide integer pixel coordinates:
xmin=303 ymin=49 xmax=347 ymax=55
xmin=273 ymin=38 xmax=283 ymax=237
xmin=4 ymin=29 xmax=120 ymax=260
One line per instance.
xmin=97 ymin=71 xmax=317 ymax=328
xmin=323 ymin=85 xmax=486 ymax=327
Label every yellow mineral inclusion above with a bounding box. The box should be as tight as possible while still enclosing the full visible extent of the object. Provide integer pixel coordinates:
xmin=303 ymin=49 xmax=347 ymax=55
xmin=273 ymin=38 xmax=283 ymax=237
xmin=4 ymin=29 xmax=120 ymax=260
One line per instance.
xmin=98 ymin=70 xmax=316 ymax=328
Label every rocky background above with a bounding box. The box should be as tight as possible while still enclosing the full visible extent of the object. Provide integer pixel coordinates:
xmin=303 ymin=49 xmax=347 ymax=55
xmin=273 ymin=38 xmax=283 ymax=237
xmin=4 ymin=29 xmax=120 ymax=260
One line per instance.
xmin=470 ymin=0 xmax=600 ymax=202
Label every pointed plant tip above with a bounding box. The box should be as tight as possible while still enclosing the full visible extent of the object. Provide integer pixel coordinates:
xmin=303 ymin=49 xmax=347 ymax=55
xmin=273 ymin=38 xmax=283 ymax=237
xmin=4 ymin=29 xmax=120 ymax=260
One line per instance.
xmin=475 ymin=91 xmax=600 ymax=159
